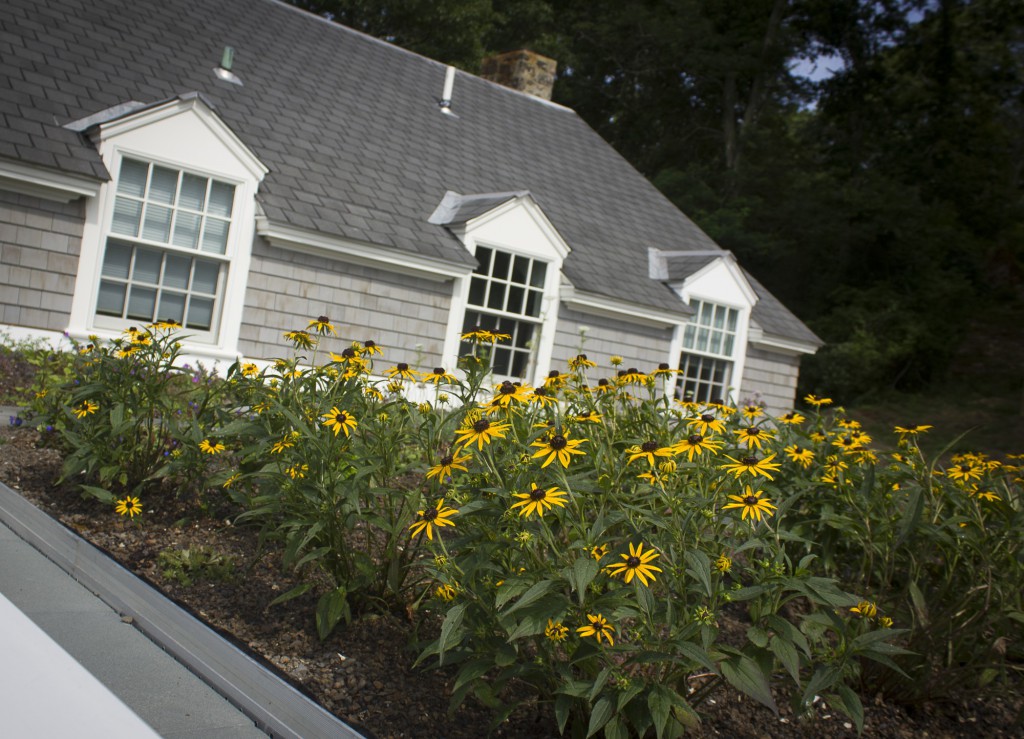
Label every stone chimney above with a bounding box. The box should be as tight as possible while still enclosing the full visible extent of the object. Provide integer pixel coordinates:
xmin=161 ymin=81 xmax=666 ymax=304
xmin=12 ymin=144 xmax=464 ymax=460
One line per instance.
xmin=480 ymin=50 xmax=557 ymax=100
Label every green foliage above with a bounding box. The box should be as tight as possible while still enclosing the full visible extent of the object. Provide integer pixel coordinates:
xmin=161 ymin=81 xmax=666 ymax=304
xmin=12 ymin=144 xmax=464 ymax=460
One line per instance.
xmin=158 ymin=546 xmax=234 ymax=586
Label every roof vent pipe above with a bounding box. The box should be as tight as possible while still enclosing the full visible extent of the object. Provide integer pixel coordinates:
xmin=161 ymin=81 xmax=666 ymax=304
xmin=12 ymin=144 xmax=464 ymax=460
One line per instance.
xmin=213 ymin=46 xmax=243 ymax=86
xmin=439 ymin=65 xmax=455 ymax=114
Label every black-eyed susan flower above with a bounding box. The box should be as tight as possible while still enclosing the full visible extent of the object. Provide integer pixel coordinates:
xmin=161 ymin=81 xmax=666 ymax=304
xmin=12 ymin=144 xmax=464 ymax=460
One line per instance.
xmin=240 ymin=362 xmax=260 ymax=378
xmin=804 ymin=394 xmax=833 ymax=407
xmin=650 ymin=362 xmax=677 ymax=379
xmin=574 ymin=410 xmax=603 ymax=424
xmin=832 ymin=435 xmax=866 ymax=454
xmin=422 ymin=367 xmax=458 ymax=385
xmin=722 ymin=485 xmax=777 ymax=522
xmin=115 ymin=496 xmax=143 ymax=518
xmin=947 ymin=462 xmax=983 ymax=483
xmin=627 ymin=440 xmax=676 ymax=467
xmin=719 ymin=453 xmax=781 ymax=480
xmin=593 ymin=378 xmax=614 ymax=394
xmin=784 ymin=444 xmax=815 ymax=469
xmin=604 ymin=542 xmax=662 ymax=586
xmin=199 ymin=439 xmax=226 ymax=455
xmin=714 ymin=553 xmax=732 ymax=573
xmin=617 ymin=367 xmax=646 ymax=384
xmin=741 ymin=404 xmax=765 ymax=421
xmin=778 ymin=410 xmax=805 ymax=425
xmin=434 ymin=583 xmax=457 ymax=601
xmin=530 ymin=430 xmax=587 ymax=468
xmin=283 ymin=330 xmax=316 ymax=349
xmin=270 ymin=432 xmax=298 ymax=454
xmin=454 ymin=416 xmax=510 ymax=450
xmin=687 ymin=412 xmax=726 ymax=436
xmin=673 ymin=433 xmax=722 ymax=462
xmin=359 ymin=339 xmax=383 ymax=356
xmin=809 ymin=431 xmax=828 ymax=444
xmin=528 ymin=387 xmax=559 ymax=407
xmin=222 ymin=473 xmax=241 ymax=488
xmin=969 ymin=487 xmax=1000 ymax=502
xmin=850 ymin=601 xmax=878 ymax=619
xmin=73 ymin=399 xmax=99 ymax=419
xmin=590 ymin=543 xmax=609 ymax=561
xmin=510 ymin=485 xmax=568 ymax=518
xmin=568 ymin=354 xmax=597 ymax=370
xmin=307 ymin=315 xmax=337 ymax=335
xmin=736 ymin=426 xmax=775 ymax=451
xmin=385 ymin=362 xmax=418 ymax=382
xmin=322 ymin=407 xmax=358 ymax=437
xmin=545 ymin=619 xmax=569 ymax=642
xmin=426 ymin=451 xmax=471 ymax=480
xmin=544 ymin=369 xmax=569 ymax=388
xmin=577 ymin=613 xmax=615 ymax=645
xmin=409 ymin=498 xmax=458 ymax=540
xmin=461 ymin=328 xmax=510 ymax=343
xmin=285 ymin=463 xmax=309 ymax=479
xmin=490 ymin=380 xmax=530 ymax=406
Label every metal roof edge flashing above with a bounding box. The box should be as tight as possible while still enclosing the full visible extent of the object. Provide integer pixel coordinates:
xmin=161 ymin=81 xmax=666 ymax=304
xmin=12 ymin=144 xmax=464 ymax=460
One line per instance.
xmin=0 ymin=481 xmax=368 ymax=739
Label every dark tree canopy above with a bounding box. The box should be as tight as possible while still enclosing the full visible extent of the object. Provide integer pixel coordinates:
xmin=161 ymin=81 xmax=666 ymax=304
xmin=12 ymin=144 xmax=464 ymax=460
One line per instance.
xmin=286 ymin=0 xmax=1024 ymax=401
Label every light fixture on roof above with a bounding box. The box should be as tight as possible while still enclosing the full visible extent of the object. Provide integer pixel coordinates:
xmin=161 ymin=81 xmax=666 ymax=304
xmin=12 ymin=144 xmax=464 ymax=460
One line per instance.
xmin=438 ymin=65 xmax=457 ymax=117
xmin=213 ymin=46 xmax=243 ymax=86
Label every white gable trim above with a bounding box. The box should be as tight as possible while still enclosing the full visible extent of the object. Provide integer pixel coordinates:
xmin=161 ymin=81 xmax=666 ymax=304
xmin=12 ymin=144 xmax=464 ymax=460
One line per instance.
xmin=676 ymin=255 xmax=758 ymax=307
xmin=0 ymin=159 xmax=102 ymax=202
xmin=256 ymin=217 xmax=471 ymax=281
xmin=462 ymin=194 xmax=572 ymax=261
xmin=747 ymin=325 xmax=820 ymax=356
xmin=89 ymin=94 xmax=268 ymax=182
xmin=560 ymin=286 xmax=686 ymax=329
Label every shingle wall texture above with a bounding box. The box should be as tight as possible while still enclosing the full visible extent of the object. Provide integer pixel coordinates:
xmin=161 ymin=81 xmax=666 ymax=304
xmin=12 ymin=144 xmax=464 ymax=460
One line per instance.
xmin=0 ymin=190 xmax=82 ymax=331
xmin=553 ymin=306 xmax=673 ymax=375
xmin=741 ymin=345 xmax=801 ymax=414
xmin=239 ymin=238 xmax=454 ymax=366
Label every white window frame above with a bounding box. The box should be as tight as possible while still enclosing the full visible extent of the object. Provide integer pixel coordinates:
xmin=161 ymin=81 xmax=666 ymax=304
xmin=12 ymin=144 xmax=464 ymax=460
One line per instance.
xmin=92 ymin=156 xmax=239 ymax=338
xmin=439 ymin=194 xmax=569 ymax=385
xmin=67 ymin=96 xmax=266 ymax=361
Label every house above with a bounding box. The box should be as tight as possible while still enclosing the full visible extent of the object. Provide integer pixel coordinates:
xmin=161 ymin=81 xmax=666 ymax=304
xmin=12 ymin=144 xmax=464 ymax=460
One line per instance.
xmin=0 ymin=0 xmax=821 ymax=412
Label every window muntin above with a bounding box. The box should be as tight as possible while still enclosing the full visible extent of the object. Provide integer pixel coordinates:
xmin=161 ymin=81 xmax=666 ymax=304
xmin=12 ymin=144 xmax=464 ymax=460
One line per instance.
xmin=676 ymin=353 xmax=731 ymax=404
xmin=682 ymin=300 xmax=738 ymax=359
xmin=460 ymin=245 xmax=548 ymax=378
xmin=96 ymin=158 xmax=234 ymax=333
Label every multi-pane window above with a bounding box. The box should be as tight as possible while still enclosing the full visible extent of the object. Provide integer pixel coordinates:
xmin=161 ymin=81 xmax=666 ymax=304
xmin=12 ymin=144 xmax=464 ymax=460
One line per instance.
xmin=460 ymin=245 xmax=548 ymax=378
xmin=95 ymin=158 xmax=235 ymax=332
xmin=677 ymin=300 xmax=739 ymax=404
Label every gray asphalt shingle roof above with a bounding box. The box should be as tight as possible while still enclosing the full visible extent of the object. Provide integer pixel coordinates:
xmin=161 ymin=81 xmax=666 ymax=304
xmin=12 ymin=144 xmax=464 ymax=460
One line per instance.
xmin=3 ymin=0 xmax=816 ymax=343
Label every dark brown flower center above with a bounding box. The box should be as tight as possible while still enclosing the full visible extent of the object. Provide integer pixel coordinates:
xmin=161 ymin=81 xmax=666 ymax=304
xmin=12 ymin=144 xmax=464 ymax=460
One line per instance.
xmin=499 ymin=381 xmax=517 ymax=395
xmin=317 ymin=315 xmax=330 ymax=323
xmin=598 ymin=378 xmax=610 ymax=387
xmin=549 ymin=435 xmax=567 ymax=450
xmin=534 ymin=387 xmax=549 ymax=397
xmin=701 ymin=413 xmax=714 ymax=422
xmin=746 ymin=428 xmax=760 ymax=436
xmin=529 ymin=486 xmax=546 ymax=501
xmin=423 ymin=508 xmax=438 ymax=521
xmin=627 ymin=367 xmax=639 ymax=375
xmin=744 ymin=495 xmax=758 ymax=505
xmin=793 ymin=446 xmax=803 ymax=454
xmin=434 ymin=367 xmax=445 ymax=375
xmin=642 ymin=441 xmax=660 ymax=453
xmin=364 ymin=340 xmax=376 ymax=348
xmin=658 ymin=363 xmax=670 ymax=370
xmin=688 ymin=434 xmax=703 ymax=444
xmin=548 ymin=370 xmax=560 ymax=378
xmin=440 ymin=455 xmax=453 ymax=465
xmin=577 ymin=354 xmax=588 ymax=361
xmin=342 ymin=347 xmax=356 ymax=358
xmin=473 ymin=419 xmax=490 ymax=432
xmin=580 ymin=411 xmax=592 ymax=419
xmin=959 ymin=464 xmax=971 ymax=473
xmin=743 ymin=456 xmax=758 ymax=466
xmin=397 ymin=362 xmax=409 ymax=371
xmin=626 ymin=556 xmax=641 ymax=568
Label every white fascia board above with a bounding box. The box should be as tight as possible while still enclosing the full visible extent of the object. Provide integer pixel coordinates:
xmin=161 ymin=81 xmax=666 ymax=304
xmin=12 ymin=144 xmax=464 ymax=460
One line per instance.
xmin=256 ymin=217 xmax=472 ymax=282
xmin=747 ymin=325 xmax=821 ymax=356
xmin=464 ymin=194 xmax=571 ymax=261
xmin=679 ymin=255 xmax=758 ymax=307
xmin=93 ymin=96 xmax=268 ymax=182
xmin=561 ymin=287 xmax=686 ymax=329
xmin=0 ymin=159 xmax=102 ymax=202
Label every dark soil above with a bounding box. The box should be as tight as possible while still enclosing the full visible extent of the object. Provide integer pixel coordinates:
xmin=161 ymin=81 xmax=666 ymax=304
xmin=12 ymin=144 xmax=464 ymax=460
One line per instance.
xmin=0 ymin=347 xmax=1021 ymax=738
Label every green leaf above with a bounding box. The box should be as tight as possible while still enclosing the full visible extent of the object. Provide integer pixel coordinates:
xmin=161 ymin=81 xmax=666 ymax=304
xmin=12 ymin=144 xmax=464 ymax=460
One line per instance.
xmin=315 ymin=586 xmax=350 ymax=640
xmin=908 ymin=579 xmax=929 ymax=627
xmin=494 ymin=579 xmax=531 ymax=610
xmin=801 ymin=664 xmax=841 ymax=707
xmin=721 ymin=655 xmax=776 ymax=712
xmin=604 ymin=714 xmax=628 ymax=739
xmin=438 ymin=603 xmax=467 ymax=660
xmin=586 ymin=696 xmax=614 ymax=738
xmin=684 ymin=550 xmax=713 ymax=597
xmin=80 ymin=485 xmax=115 ymax=503
xmin=267 ymin=582 xmax=313 ymax=607
xmin=769 ymin=635 xmax=801 ymax=684
xmin=572 ymin=556 xmax=600 ymax=604
xmin=674 ymin=640 xmax=717 ymax=673
xmin=834 ymin=684 xmax=864 ymax=734
xmin=501 ymin=579 xmax=555 ymax=616
xmin=648 ymin=685 xmax=672 ymax=739
xmin=555 ymin=693 xmax=573 ymax=735
xmin=589 ymin=666 xmax=614 ymax=702
xmin=746 ymin=625 xmax=769 ymax=648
